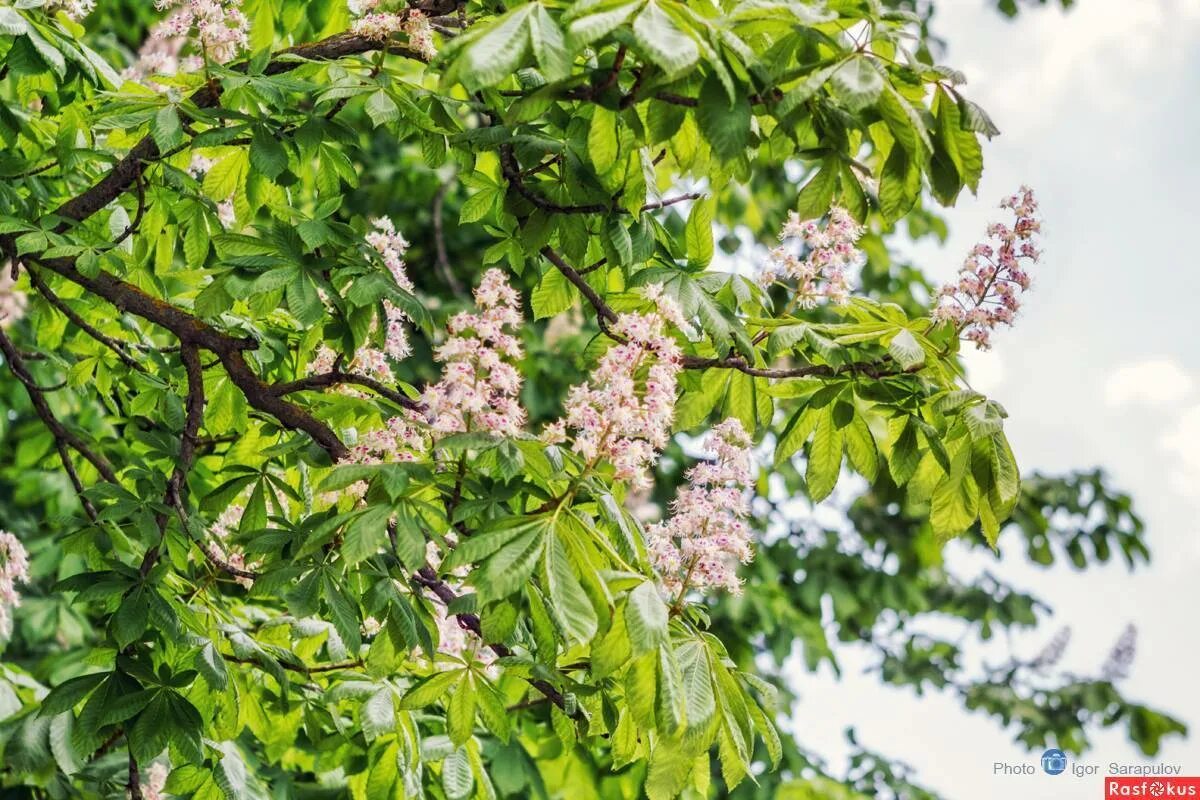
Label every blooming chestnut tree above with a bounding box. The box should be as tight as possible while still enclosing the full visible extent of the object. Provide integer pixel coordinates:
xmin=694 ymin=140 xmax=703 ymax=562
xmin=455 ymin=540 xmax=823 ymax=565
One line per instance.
xmin=0 ymin=1 xmax=1184 ymax=799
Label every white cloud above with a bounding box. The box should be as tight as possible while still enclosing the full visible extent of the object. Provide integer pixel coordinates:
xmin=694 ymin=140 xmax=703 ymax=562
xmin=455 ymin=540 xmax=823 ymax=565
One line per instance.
xmin=1104 ymin=358 xmax=1195 ymax=408
xmin=939 ymin=0 xmax=1200 ymax=135
xmin=1161 ymin=404 xmax=1200 ymax=499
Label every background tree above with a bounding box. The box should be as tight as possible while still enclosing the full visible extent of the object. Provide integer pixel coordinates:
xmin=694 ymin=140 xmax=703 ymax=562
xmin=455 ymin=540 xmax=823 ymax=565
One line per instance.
xmin=0 ymin=0 xmax=1183 ymax=798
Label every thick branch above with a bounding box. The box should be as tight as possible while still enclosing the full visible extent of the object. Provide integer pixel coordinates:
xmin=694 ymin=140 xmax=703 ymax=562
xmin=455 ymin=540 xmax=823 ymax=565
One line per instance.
xmin=30 ymin=255 xmax=349 ymax=460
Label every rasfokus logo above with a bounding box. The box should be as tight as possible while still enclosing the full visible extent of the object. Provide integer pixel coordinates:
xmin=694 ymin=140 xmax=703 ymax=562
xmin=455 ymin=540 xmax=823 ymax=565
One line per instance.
xmin=1107 ymin=778 xmax=1200 ymax=797
xmin=1041 ymin=748 xmax=1068 ymax=775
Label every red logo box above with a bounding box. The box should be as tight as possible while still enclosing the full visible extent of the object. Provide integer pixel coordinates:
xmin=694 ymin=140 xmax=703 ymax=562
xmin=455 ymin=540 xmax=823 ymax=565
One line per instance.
xmin=1107 ymin=778 xmax=1200 ymax=797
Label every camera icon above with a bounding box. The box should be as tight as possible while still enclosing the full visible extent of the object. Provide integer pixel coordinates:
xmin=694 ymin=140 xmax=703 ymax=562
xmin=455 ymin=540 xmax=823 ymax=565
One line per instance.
xmin=1041 ymin=749 xmax=1067 ymax=776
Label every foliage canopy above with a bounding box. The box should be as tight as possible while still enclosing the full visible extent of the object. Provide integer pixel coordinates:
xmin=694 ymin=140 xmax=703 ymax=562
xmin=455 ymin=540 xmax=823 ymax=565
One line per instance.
xmin=0 ymin=0 xmax=1184 ymax=798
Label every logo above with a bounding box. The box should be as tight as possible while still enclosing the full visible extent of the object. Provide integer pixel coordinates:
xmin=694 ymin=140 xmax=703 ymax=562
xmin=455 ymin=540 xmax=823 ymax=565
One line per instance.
xmin=1041 ymin=749 xmax=1068 ymax=776
xmin=1107 ymin=777 xmax=1200 ymax=797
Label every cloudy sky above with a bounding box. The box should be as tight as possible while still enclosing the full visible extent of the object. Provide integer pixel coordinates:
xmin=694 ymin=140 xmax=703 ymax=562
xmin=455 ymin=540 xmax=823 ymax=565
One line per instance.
xmin=788 ymin=1 xmax=1200 ymax=797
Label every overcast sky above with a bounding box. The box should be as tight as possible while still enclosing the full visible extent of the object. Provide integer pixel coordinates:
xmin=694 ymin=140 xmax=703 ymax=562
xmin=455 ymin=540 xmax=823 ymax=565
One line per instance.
xmin=787 ymin=1 xmax=1200 ymax=797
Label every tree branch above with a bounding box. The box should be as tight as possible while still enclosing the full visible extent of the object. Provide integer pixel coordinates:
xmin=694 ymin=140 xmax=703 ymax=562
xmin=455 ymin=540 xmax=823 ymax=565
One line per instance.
xmin=28 ymin=254 xmax=349 ymax=460
xmin=412 ymin=567 xmax=583 ymax=719
xmin=0 ymin=326 xmax=118 ymax=486
xmin=25 ymin=267 xmax=146 ymax=372
xmin=538 ymin=246 xmax=911 ymax=381
xmin=431 ymin=182 xmax=465 ymax=296
xmin=271 ymin=369 xmax=424 ymax=411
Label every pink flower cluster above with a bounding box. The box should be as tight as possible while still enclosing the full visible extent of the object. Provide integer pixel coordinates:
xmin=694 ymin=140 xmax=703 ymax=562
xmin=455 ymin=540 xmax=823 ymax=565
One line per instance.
xmin=0 ymin=271 xmax=27 ymax=329
xmin=346 ymin=414 xmax=425 ymax=468
xmin=349 ymin=3 xmax=436 ymax=60
xmin=0 ymin=531 xmax=30 ymax=636
xmin=308 ymin=216 xmax=417 ymax=386
xmin=932 ymin=186 xmax=1041 ymax=350
xmin=125 ymin=17 xmax=194 ymax=83
xmin=759 ymin=206 xmax=863 ymax=307
xmin=647 ymin=419 xmax=755 ymax=597
xmin=648 ymin=422 xmax=748 ymax=597
xmin=143 ymin=762 xmax=169 ymax=800
xmin=45 ymin=0 xmax=96 ymax=22
xmin=152 ymin=0 xmax=249 ymax=65
xmin=548 ymin=295 xmax=682 ymax=490
xmin=421 ymin=268 xmax=526 ymax=438
xmin=365 ymin=217 xmax=414 ymax=361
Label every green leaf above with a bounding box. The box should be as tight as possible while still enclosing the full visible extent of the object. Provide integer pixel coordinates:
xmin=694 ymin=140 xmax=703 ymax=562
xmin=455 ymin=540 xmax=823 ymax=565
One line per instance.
xmin=931 ymin=444 xmax=979 ymax=542
xmin=678 ymin=641 xmax=715 ymax=730
xmin=531 ymin=265 xmax=575 ymax=319
xmin=151 ymin=106 xmax=184 ymax=153
xmin=936 ymin=88 xmax=984 ymax=193
xmin=203 ymin=151 xmax=248 ymax=201
xmin=956 ymin=95 xmax=1001 ymax=138
xmin=795 ymin=159 xmax=838 ymax=220
xmin=844 ymin=414 xmax=879 ymax=483
xmin=442 ymin=748 xmax=474 ymax=800
xmin=341 ymin=504 xmax=393 ymax=565
xmin=632 ymin=0 xmax=698 ymax=79
xmin=196 ymin=644 xmax=229 ymax=691
xmin=832 ymin=57 xmax=884 ymax=111
xmin=774 ymin=405 xmax=819 ymax=467
xmin=322 ymin=572 xmax=362 ymax=652
xmin=460 ymin=6 xmax=533 ymax=90
xmin=0 ymin=8 xmax=29 ymax=36
xmin=112 ymin=589 xmax=150 ymax=648
xmin=400 ymin=670 xmax=463 ymax=709
xmin=806 ymin=409 xmax=843 ymax=502
xmin=566 ymin=1 xmax=639 ymax=46
xmin=888 ymin=328 xmax=925 ymax=369
xmin=625 ymin=581 xmax=668 ymax=656
xmin=589 ymin=106 xmax=620 ymax=174
xmin=696 ymin=73 xmax=751 ymax=161
xmin=250 ymin=128 xmax=288 ymax=180
xmin=215 ymin=742 xmax=251 ymax=800
xmin=39 ymin=673 xmax=105 ymax=717
xmin=447 ymin=678 xmax=477 ymax=745
xmin=879 ymin=145 xmax=920 ymax=222
xmin=477 ymin=527 xmax=547 ymax=603
xmin=365 ymin=90 xmax=400 ymax=127
xmin=685 ymin=196 xmax=714 ymax=268
xmin=543 ymin=533 xmax=598 ymax=643
xmin=888 ymin=417 xmax=922 ymax=486
xmin=530 ymin=5 xmax=572 ymax=81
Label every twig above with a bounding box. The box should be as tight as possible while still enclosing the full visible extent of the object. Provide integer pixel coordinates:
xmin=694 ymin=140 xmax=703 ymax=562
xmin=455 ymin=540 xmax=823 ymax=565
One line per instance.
xmin=26 ymin=267 xmax=146 ymax=372
xmin=270 ymin=369 xmax=423 ymax=411
xmin=127 ymin=753 xmax=143 ymax=800
xmin=431 ymin=182 xmax=465 ymax=296
xmin=538 ymin=246 xmax=910 ymax=381
xmin=0 ymin=326 xmax=118 ymax=485
xmin=412 ymin=567 xmax=583 ymax=719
